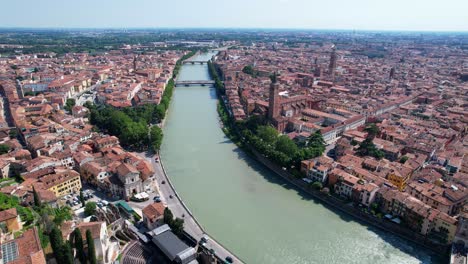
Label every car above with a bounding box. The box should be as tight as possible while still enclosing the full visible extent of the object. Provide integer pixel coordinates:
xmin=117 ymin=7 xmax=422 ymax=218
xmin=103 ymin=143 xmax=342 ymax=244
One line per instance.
xmin=73 ymin=201 xmax=79 ymax=206
xmin=225 ymin=256 xmax=233 ymax=263
xmin=154 ymin=198 xmax=161 ymax=203
xmin=97 ymin=202 xmax=103 ymax=208
xmin=200 ymin=235 xmax=209 ymax=243
xmin=153 ymin=195 xmax=160 ymax=201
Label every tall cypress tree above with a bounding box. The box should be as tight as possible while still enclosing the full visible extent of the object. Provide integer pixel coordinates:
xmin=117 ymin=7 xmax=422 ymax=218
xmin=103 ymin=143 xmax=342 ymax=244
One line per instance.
xmin=73 ymin=228 xmax=86 ymax=264
xmin=62 ymin=241 xmax=74 ymax=264
xmin=32 ymin=186 xmax=42 ymax=207
xmin=86 ymin=229 xmax=97 ymax=264
xmin=49 ymin=226 xmax=64 ymax=263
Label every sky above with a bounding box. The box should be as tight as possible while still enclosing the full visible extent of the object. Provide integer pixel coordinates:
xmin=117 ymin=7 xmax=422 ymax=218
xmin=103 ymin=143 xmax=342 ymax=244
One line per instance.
xmin=1 ymin=0 xmax=467 ymax=31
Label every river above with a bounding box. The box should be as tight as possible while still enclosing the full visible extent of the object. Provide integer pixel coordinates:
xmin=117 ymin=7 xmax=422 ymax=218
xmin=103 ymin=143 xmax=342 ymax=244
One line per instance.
xmin=160 ymin=52 xmax=442 ymax=264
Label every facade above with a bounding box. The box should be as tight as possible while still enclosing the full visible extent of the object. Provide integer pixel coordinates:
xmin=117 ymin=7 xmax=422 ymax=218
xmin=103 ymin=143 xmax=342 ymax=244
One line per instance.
xmin=41 ymin=170 xmax=82 ymax=197
xmin=142 ymin=202 xmax=165 ymax=230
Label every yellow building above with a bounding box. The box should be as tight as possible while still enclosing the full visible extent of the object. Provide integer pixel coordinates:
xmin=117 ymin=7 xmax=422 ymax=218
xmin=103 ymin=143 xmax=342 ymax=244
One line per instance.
xmin=42 ymin=170 xmax=82 ymax=197
xmin=387 ymin=165 xmax=413 ymax=191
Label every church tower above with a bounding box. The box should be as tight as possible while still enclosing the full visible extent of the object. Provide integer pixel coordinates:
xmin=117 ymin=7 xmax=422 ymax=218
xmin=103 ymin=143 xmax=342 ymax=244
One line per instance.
xmin=133 ymin=55 xmax=138 ymax=72
xmin=329 ymin=45 xmax=337 ymax=82
xmin=268 ymin=73 xmax=280 ymax=120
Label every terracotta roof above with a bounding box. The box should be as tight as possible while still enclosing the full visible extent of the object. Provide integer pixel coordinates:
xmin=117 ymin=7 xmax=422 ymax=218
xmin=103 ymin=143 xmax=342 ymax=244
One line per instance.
xmin=0 ymin=208 xmax=18 ymax=222
xmin=142 ymin=203 xmax=165 ymax=223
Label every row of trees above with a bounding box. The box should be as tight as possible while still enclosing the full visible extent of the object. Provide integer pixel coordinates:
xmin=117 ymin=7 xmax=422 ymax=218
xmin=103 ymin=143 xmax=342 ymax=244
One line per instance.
xmin=240 ymin=123 xmax=326 ymax=168
xmin=50 ymin=226 xmax=97 ymax=264
xmin=207 ymin=60 xmax=225 ymax=95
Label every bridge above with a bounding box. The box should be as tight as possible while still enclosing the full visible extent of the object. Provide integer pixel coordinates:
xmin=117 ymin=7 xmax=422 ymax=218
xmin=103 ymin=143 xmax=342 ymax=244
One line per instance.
xmin=175 ymin=80 xmax=215 ymax=87
xmin=182 ymin=60 xmax=209 ymax=65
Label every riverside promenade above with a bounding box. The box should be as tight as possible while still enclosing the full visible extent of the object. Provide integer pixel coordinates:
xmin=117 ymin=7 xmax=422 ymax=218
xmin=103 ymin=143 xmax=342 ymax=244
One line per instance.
xmin=136 ymin=151 xmax=245 ymax=264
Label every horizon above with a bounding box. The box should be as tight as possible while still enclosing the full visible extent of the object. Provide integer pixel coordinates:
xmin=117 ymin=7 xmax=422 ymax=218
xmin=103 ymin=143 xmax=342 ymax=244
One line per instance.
xmin=1 ymin=27 xmax=468 ymax=34
xmin=2 ymin=0 xmax=467 ymax=32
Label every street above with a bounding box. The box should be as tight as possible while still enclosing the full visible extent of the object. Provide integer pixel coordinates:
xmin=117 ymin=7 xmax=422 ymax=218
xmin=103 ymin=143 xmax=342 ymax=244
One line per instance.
xmin=134 ymin=151 xmax=244 ymax=263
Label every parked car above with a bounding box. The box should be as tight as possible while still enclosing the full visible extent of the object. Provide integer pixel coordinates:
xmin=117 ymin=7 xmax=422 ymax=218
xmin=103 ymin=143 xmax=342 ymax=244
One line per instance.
xmin=154 ymin=197 xmax=161 ymax=203
xmin=225 ymin=256 xmax=233 ymax=263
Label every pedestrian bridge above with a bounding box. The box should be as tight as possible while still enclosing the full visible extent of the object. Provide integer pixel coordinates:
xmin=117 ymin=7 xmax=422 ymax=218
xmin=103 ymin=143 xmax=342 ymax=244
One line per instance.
xmin=175 ymin=80 xmax=215 ymax=87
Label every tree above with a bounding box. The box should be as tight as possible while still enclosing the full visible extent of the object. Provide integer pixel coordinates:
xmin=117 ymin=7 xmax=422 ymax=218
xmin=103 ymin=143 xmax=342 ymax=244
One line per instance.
xmin=399 ymin=156 xmax=409 ymax=164
xmin=364 ymin=123 xmax=380 ymax=139
xmin=49 ymin=226 xmax=65 ymax=263
xmin=311 ymin=181 xmax=323 ymax=190
xmin=62 ymin=241 xmax=74 ymax=264
xmin=171 ymin=218 xmax=185 ymax=236
xmin=80 ymin=190 xmax=85 ymax=207
xmin=163 ymin=207 xmax=174 ymax=225
xmin=357 ymin=138 xmax=384 ymax=160
xmin=32 ymin=186 xmax=42 ymax=207
xmin=73 ymin=228 xmax=86 ymax=264
xmin=275 ymin=135 xmax=299 ymax=157
xmin=0 ymin=144 xmax=10 ymax=155
xmin=150 ymin=126 xmax=163 ymax=152
xmin=64 ymin=98 xmax=76 ymax=112
xmin=53 ymin=206 xmax=72 ymax=226
xmin=155 ymin=104 xmax=166 ymax=121
xmin=84 ymin=202 xmax=97 ymax=216
xmin=9 ymin=129 xmax=17 ymax=139
xmin=86 ymin=229 xmax=97 ymax=264
xmin=256 ymin=126 xmax=278 ymax=144
xmin=242 ymin=65 xmax=254 ymax=75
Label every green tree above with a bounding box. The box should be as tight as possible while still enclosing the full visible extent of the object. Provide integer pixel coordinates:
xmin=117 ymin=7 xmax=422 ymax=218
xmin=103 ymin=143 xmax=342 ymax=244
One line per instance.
xmin=84 ymin=202 xmax=97 ymax=216
xmin=64 ymin=98 xmax=76 ymax=112
xmin=275 ymin=135 xmax=299 ymax=157
xmin=86 ymin=229 xmax=97 ymax=264
xmin=399 ymin=156 xmax=409 ymax=164
xmin=49 ymin=226 xmax=65 ymax=263
xmin=257 ymin=126 xmax=278 ymax=144
xmin=53 ymin=206 xmax=72 ymax=226
xmin=242 ymin=65 xmax=254 ymax=75
xmin=80 ymin=190 xmax=85 ymax=207
xmin=364 ymin=123 xmax=380 ymax=139
xmin=62 ymin=241 xmax=74 ymax=264
xmin=73 ymin=228 xmax=86 ymax=264
xmin=8 ymin=129 xmax=17 ymax=139
xmin=0 ymin=144 xmax=10 ymax=155
xmin=155 ymin=104 xmax=166 ymax=121
xmin=150 ymin=126 xmax=163 ymax=152
xmin=32 ymin=186 xmax=42 ymax=207
xmin=311 ymin=181 xmax=323 ymax=190
xmin=171 ymin=218 xmax=185 ymax=236
xmin=163 ymin=207 xmax=174 ymax=225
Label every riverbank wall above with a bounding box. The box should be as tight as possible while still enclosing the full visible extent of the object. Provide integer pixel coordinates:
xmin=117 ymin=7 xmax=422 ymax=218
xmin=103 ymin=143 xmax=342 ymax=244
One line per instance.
xmin=249 ymin=147 xmax=449 ymax=255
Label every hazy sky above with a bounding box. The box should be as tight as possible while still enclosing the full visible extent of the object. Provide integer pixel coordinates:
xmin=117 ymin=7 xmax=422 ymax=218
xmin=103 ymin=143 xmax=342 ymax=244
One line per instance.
xmin=1 ymin=0 xmax=467 ymax=31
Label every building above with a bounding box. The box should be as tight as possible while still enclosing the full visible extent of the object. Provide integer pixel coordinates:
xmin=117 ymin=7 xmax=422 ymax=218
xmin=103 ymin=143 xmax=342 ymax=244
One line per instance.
xmin=0 ymin=208 xmax=22 ymax=233
xmin=142 ymin=202 xmax=165 ymax=230
xmin=41 ymin=169 xmax=82 ymax=197
xmin=147 ymin=224 xmax=198 ymax=264
xmin=0 ymin=227 xmax=46 ymax=264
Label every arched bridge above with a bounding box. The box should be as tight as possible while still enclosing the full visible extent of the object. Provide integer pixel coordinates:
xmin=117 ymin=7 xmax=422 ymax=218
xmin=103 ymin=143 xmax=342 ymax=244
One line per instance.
xmin=175 ymin=80 xmax=216 ymax=87
xmin=182 ymin=60 xmax=209 ymax=65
